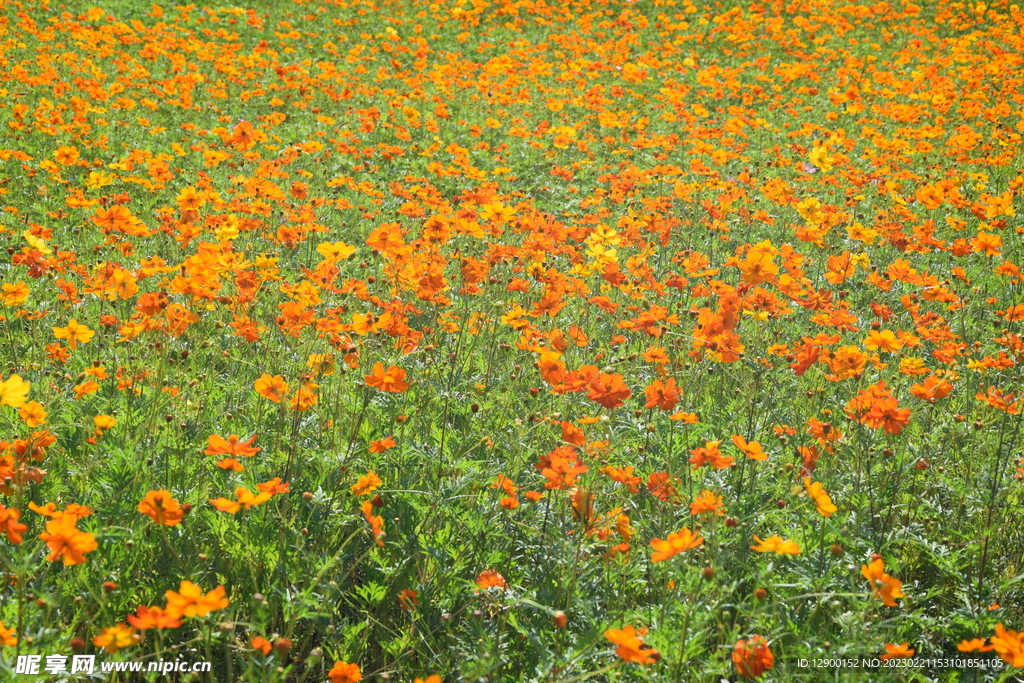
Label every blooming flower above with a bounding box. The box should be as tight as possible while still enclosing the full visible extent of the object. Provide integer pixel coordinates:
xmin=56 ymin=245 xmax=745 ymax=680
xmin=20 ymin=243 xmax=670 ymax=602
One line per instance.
xmin=364 ymin=362 xmax=409 ymax=392
xmin=0 ymin=374 xmax=30 ymax=409
xmin=127 ymin=605 xmax=183 ymax=630
xmin=881 ymin=642 xmax=915 ymax=659
xmin=210 ymin=487 xmax=273 ymax=513
xmin=690 ymin=490 xmax=725 ymax=516
xmin=328 ymin=661 xmax=362 ymax=683
xmin=650 ymin=527 xmax=704 ymax=562
xmin=92 ymin=624 xmax=139 ymax=653
xmin=164 ymin=581 xmax=229 ymax=619
xmin=475 ymin=569 xmax=507 ymax=592
xmin=52 ymin=319 xmax=95 ymax=350
xmin=18 ymin=401 xmax=47 ymax=427
xmin=205 ymin=433 xmax=261 ymax=457
xmin=643 ymin=378 xmax=679 ymax=411
xmin=0 ymin=504 xmax=28 ymax=544
xmin=587 ymin=372 xmax=631 ymax=409
xmin=689 ymin=440 xmax=734 ymax=470
xmin=254 ymin=374 xmax=289 ymax=402
xmin=351 ymin=471 xmax=383 ymax=496
xmin=803 ymin=477 xmax=837 ymax=517
xmin=604 ymin=625 xmax=660 ymax=665
xmin=138 ymin=490 xmax=186 ymax=526
xmin=750 ymin=535 xmax=801 ymax=555
xmin=0 ymin=620 xmax=16 ymax=647
xmin=992 ymin=624 xmax=1024 ymax=667
xmin=732 ymin=635 xmax=774 ymax=677
xmin=862 ymin=558 xmax=905 ymax=606
xmin=39 ymin=513 xmax=98 ymax=565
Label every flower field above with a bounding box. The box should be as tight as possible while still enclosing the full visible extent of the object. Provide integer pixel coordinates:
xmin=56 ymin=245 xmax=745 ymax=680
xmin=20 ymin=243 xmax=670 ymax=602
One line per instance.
xmin=1 ymin=0 xmax=1024 ymax=680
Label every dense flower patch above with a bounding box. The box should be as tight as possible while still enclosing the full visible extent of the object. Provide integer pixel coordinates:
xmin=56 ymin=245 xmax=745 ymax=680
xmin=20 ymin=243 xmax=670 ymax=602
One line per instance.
xmin=1 ymin=0 xmax=1023 ymax=680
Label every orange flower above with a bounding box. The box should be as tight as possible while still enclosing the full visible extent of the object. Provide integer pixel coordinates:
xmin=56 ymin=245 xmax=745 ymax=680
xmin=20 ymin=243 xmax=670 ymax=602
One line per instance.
xmin=73 ymin=380 xmax=100 ymax=399
xmin=368 ymin=436 xmax=397 ymax=453
xmin=254 ymin=374 xmax=289 ymax=402
xmin=361 ymin=500 xmax=386 ymax=546
xmin=604 ymin=625 xmax=660 ymax=665
xmin=398 ymin=588 xmax=419 ymax=611
xmin=587 ymin=372 xmax=631 ymax=408
xmin=991 ymin=624 xmax=1024 ymax=667
xmin=862 ymin=396 xmax=912 ymax=434
xmin=601 ymin=465 xmax=642 ymax=493
xmin=0 ymin=620 xmax=16 ymax=647
xmin=205 ymin=433 xmax=261 ymax=457
xmin=731 ymin=435 xmax=767 ymax=461
xmin=647 ymin=471 xmax=682 ymax=504
xmin=863 ymin=329 xmax=903 ymax=352
xmin=251 ymin=635 xmax=272 ymax=654
xmin=560 ymin=421 xmax=586 ymax=446
xmin=537 ymin=445 xmax=588 ymax=490
xmin=352 ymin=471 xmax=383 ymax=496
xmin=29 ymin=502 xmax=93 ymax=519
xmin=957 ymin=638 xmax=994 ymax=653
xmin=92 ymin=624 xmax=139 ymax=653
xmin=39 ymin=513 xmax=98 ymax=566
xmin=289 ymin=380 xmax=320 ymax=411
xmin=732 ymin=635 xmax=774 ymax=678
xmin=0 ymin=504 xmax=28 ymax=544
xmin=364 ymin=362 xmax=409 ymax=392
xmin=750 ymin=535 xmax=801 ymax=555
xmin=909 ymin=375 xmax=953 ymax=403
xmin=803 ymin=477 xmax=837 ymax=517
xmin=861 ymin=558 xmax=905 ymax=606
xmin=127 ymin=605 xmax=183 ymax=630
xmin=210 ymin=487 xmax=272 ymax=513
xmin=475 ymin=569 xmax=507 ymax=592
xmin=164 ymin=581 xmax=229 ymax=619
xmin=138 ymin=490 xmax=185 ymax=526
xmin=881 ymin=642 xmax=915 ymax=660
xmin=18 ymin=401 xmax=47 ymax=428
xmin=257 ymin=477 xmax=290 ymax=495
xmin=649 ymin=527 xmax=704 ymax=562
xmin=690 ymin=490 xmax=725 ymax=516
xmin=643 ymin=378 xmax=679 ymax=411
xmin=328 ymin=661 xmax=362 ymax=683
xmin=689 ymin=440 xmax=734 ymax=470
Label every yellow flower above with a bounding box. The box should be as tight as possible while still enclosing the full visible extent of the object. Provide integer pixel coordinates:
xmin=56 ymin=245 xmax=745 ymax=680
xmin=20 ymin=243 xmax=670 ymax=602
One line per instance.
xmin=18 ymin=401 xmax=47 ymax=427
xmin=92 ymin=624 xmax=139 ymax=653
xmin=750 ymin=535 xmax=801 ymax=555
xmin=317 ymin=241 xmax=356 ymax=261
xmin=0 ymin=281 xmax=30 ymax=307
xmin=23 ymin=231 xmax=52 ymax=254
xmin=52 ymin=319 xmax=95 ymax=350
xmin=0 ymin=374 xmax=30 ymax=409
xmin=94 ymin=414 xmax=117 ymax=431
xmin=803 ymin=477 xmax=837 ymax=517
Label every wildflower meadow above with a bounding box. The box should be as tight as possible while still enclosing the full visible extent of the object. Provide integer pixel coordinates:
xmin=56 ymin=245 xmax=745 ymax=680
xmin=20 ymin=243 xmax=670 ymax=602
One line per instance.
xmin=1 ymin=0 xmax=1024 ymax=680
